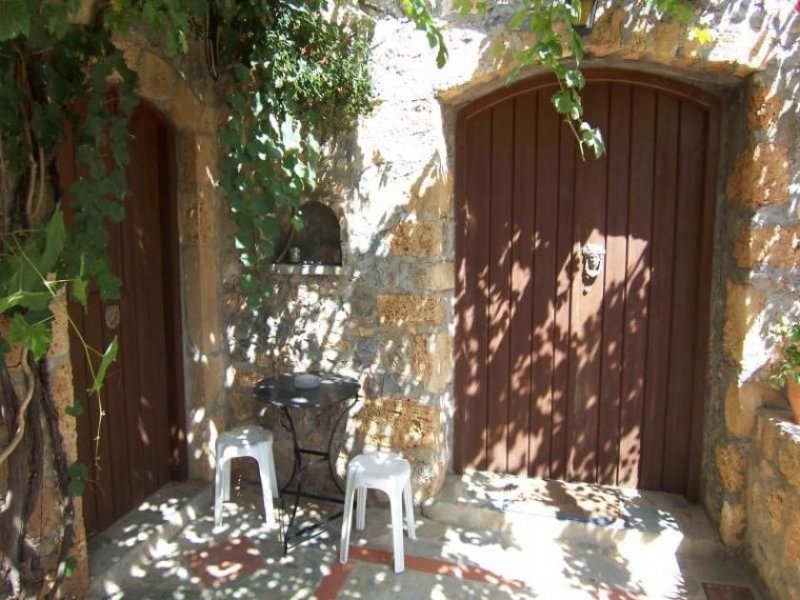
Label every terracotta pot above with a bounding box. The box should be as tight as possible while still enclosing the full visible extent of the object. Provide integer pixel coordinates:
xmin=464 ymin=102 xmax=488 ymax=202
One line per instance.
xmin=787 ymin=377 xmax=800 ymax=423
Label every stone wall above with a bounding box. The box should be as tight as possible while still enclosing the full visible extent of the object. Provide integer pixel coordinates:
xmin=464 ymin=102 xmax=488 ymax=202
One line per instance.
xmin=222 ymin=0 xmax=800 ymax=525
xmin=746 ymin=410 xmax=800 ymax=599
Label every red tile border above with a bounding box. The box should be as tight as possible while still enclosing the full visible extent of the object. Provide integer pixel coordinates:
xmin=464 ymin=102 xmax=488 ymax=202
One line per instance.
xmin=312 ymin=560 xmax=356 ymax=600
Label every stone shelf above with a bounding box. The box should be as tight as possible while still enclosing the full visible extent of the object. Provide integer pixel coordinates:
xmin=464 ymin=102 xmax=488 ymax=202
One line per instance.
xmin=269 ymin=264 xmax=343 ymax=276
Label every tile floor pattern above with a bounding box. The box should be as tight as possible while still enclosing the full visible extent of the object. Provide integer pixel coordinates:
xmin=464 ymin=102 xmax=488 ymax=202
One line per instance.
xmin=87 ymin=476 xmax=767 ymax=599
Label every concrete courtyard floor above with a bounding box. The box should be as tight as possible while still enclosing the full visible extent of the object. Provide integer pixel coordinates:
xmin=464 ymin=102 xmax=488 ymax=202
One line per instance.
xmin=86 ymin=472 xmax=767 ymax=599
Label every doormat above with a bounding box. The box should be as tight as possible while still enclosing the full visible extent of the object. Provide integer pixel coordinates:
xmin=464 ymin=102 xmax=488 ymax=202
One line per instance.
xmin=701 ymin=582 xmax=756 ymax=600
xmin=186 ymin=537 xmax=267 ymax=588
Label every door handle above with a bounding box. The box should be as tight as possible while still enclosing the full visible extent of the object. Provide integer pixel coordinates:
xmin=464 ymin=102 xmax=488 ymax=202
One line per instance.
xmin=581 ymin=243 xmax=605 ymax=281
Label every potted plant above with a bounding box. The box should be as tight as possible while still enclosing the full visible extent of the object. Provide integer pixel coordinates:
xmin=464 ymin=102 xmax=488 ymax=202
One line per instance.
xmin=770 ymin=318 xmax=800 ymax=423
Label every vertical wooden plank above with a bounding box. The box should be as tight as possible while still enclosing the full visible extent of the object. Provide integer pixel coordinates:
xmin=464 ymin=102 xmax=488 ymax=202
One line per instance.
xmin=103 ymin=216 xmax=133 ymax=520
xmin=530 ymin=91 xmax=559 ymax=478
xmin=662 ymin=101 xmax=706 ymax=493
xmin=119 ymin=109 xmax=147 ymax=504
xmin=639 ymin=92 xmax=680 ymax=490
xmin=508 ymin=93 xmax=536 ymax=476
xmin=134 ymin=110 xmax=170 ymax=492
xmin=454 ymin=113 xmax=468 ymax=473
xmin=154 ymin=120 xmax=173 ymax=487
xmin=569 ymin=83 xmax=609 ymax=484
xmin=460 ymin=110 xmax=492 ymax=470
xmin=597 ymin=84 xmax=631 ymax=486
xmin=159 ymin=122 xmax=187 ymax=481
xmin=618 ymin=87 xmax=656 ymax=488
xmin=487 ymin=102 xmax=514 ymax=473
xmin=687 ymin=103 xmax=719 ymax=501
xmin=551 ymin=100 xmax=577 ymax=482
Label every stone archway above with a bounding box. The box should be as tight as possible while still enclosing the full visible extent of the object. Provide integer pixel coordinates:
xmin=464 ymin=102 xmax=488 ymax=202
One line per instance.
xmin=453 ymin=68 xmax=720 ymax=499
xmin=118 ymin=43 xmax=228 ymax=482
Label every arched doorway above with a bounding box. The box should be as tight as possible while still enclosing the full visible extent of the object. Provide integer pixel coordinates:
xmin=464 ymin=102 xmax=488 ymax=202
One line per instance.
xmin=59 ymin=102 xmax=185 ymax=536
xmin=454 ymin=69 xmax=720 ymax=498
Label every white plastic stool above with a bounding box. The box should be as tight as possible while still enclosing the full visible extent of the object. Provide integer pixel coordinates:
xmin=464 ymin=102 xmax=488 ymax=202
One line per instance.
xmin=339 ymin=451 xmax=416 ymax=573
xmin=214 ymin=425 xmax=279 ymax=528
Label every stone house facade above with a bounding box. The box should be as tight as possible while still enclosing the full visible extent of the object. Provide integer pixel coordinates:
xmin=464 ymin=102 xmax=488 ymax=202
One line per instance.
xmin=3 ymin=0 xmax=799 ymax=598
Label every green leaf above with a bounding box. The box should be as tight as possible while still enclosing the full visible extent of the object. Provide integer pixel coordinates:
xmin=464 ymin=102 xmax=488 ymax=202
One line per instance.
xmin=38 ymin=208 xmax=67 ymax=275
xmin=65 ymin=402 xmax=84 ymax=418
xmin=564 ymin=69 xmax=585 ymax=90
xmin=67 ymin=479 xmax=85 ymax=497
xmin=64 ymin=557 xmax=77 ymax=579
xmin=8 ymin=314 xmax=52 ymax=360
xmin=89 ymin=337 xmax=118 ymax=394
xmin=509 ymin=8 xmax=528 ymax=30
xmin=0 ymin=290 xmax=26 ymax=314
xmin=72 ymin=277 xmax=88 ymax=307
xmin=0 ymin=0 xmax=30 ymax=41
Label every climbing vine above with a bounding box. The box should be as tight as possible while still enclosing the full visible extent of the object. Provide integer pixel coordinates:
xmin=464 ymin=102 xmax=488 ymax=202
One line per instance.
xmin=0 ymin=0 xmax=707 ymax=596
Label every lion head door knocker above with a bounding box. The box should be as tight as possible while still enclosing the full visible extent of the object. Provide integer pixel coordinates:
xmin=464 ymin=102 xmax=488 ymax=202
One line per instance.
xmin=581 ymin=243 xmax=606 ymax=285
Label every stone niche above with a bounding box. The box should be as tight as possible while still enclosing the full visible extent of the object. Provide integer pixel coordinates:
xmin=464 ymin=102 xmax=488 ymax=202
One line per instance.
xmin=272 ymin=201 xmax=342 ymax=266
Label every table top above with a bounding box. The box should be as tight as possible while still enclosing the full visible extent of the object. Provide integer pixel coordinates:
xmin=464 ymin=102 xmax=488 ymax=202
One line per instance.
xmin=253 ymin=373 xmax=360 ymax=409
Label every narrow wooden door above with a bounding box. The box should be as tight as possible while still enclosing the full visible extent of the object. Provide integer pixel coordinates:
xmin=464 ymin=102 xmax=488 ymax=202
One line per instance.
xmin=58 ymin=104 xmax=184 ymax=536
xmin=454 ymin=71 xmax=719 ymax=497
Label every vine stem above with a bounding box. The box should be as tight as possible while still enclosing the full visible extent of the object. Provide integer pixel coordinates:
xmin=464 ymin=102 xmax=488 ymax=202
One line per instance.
xmin=0 ymin=348 xmax=34 ymax=466
xmin=10 ymin=238 xmax=110 ymax=466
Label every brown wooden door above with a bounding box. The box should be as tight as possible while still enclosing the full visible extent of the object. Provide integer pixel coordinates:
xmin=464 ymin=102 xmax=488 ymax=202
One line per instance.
xmin=58 ymin=104 xmax=184 ymax=536
xmin=454 ymin=71 xmax=719 ymax=498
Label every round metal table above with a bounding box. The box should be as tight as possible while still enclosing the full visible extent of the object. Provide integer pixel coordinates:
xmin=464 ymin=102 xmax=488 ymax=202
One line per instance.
xmin=253 ymin=373 xmax=359 ymax=552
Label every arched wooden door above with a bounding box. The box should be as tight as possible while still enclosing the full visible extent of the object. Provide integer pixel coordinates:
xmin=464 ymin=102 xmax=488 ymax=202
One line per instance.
xmin=454 ymin=70 xmax=719 ymax=498
xmin=58 ymin=103 xmax=185 ymax=536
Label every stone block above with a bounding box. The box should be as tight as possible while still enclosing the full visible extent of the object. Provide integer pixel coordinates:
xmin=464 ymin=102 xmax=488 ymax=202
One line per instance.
xmin=651 ymin=22 xmax=684 ymax=58
xmin=749 ymin=85 xmax=784 ymax=131
xmin=47 ymin=299 xmax=71 ymax=359
xmin=726 ymin=141 xmax=790 ymax=208
xmin=231 ymin=367 xmax=263 ymax=388
xmin=414 ymin=330 xmax=453 ymax=394
xmin=378 ymin=294 xmax=444 ymax=326
xmin=735 ymin=224 xmax=800 ymax=270
xmin=406 ymin=163 xmax=452 ymax=218
xmin=716 ymin=444 xmax=746 ymax=493
xmin=390 ymin=222 xmax=443 ymax=256
xmin=779 ymin=431 xmax=800 ymax=491
xmin=413 ymin=262 xmax=454 ymax=292
xmin=353 ymin=397 xmax=445 ymax=501
xmin=758 ymin=413 xmax=780 ymax=462
xmin=227 ymin=390 xmax=257 ymax=423
xmin=585 ymin=7 xmax=625 ymax=56
xmin=723 ymin=281 xmax=765 ymax=364
xmin=183 ymin=245 xmax=222 ymax=355
xmin=725 ymin=382 xmax=776 ymax=439
xmin=767 ymin=487 xmax=786 ymax=534
xmin=137 ymin=51 xmax=176 ymax=104
xmin=720 ymin=500 xmax=746 ymax=549
xmin=785 ymin=514 xmax=800 ymax=564
xmin=169 ymin=81 xmax=205 ymax=134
